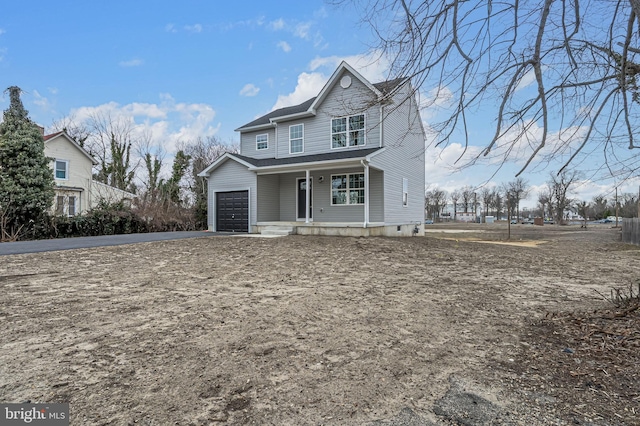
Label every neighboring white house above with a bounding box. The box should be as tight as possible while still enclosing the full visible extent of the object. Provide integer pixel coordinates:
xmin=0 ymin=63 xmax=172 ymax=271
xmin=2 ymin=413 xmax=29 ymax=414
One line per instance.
xmin=43 ymin=131 xmax=135 ymax=216
xmin=198 ymin=61 xmax=426 ymax=236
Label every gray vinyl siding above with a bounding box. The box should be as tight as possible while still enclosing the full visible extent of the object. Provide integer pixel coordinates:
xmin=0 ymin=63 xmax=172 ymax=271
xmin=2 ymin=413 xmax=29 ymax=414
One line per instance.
xmin=369 ymin=168 xmax=384 ymax=222
xmin=240 ymin=128 xmax=276 ymax=159
xmin=207 ymin=159 xmax=257 ymax=231
xmin=369 ymin=83 xmax=425 ymax=224
xmin=278 ymin=176 xmax=296 ymax=221
xmin=271 ymin=168 xmax=368 ymax=223
xmin=273 ymin=70 xmax=381 ymax=159
xmin=257 ymin=174 xmax=280 ymax=221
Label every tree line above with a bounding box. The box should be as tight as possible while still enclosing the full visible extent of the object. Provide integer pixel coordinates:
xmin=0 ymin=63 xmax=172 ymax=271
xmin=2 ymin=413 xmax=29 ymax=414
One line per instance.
xmin=0 ymin=86 xmax=234 ymax=241
xmin=425 ymin=172 xmax=639 ymax=224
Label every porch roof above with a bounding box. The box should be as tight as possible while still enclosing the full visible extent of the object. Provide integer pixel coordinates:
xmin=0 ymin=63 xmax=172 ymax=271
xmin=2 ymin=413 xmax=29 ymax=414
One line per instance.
xmin=233 ymin=147 xmax=383 ymax=170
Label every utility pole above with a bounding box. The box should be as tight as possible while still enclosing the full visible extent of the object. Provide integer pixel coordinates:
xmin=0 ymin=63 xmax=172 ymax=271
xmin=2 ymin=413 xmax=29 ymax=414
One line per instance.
xmin=507 ymin=193 xmax=511 ymax=240
xmin=616 ymin=187 xmax=620 ymax=228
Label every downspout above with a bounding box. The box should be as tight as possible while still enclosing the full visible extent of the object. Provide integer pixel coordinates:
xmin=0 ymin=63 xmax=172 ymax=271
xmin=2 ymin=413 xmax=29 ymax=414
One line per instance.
xmin=379 ymin=104 xmax=383 ymax=148
xmin=274 ymin=123 xmax=278 ymax=159
xmin=361 ymin=159 xmax=369 ymax=228
xmin=305 ymin=169 xmax=310 ymax=224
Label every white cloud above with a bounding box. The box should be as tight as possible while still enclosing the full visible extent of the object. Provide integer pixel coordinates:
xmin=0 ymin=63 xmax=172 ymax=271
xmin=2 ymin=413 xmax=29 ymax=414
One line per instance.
xmin=239 ymin=84 xmax=260 ymax=97
xmin=0 ymin=47 xmax=6 ymax=62
xmin=277 ymin=41 xmax=291 ymax=53
xmin=271 ymin=72 xmax=328 ymax=111
xmin=165 ymin=23 xmax=177 ymax=33
xmin=119 ymin=58 xmax=143 ymax=67
xmin=48 ymin=87 xmax=59 ymax=95
xmin=32 ymin=90 xmax=50 ymax=109
xmin=270 ymin=18 xmax=285 ymax=31
xmin=294 ymin=22 xmax=312 ymax=39
xmin=185 ymin=24 xmax=203 ymax=33
xmin=309 ymin=51 xmax=390 ymax=82
xmin=270 ymin=51 xmax=390 ymax=112
xmin=314 ymin=7 xmax=328 ymax=19
xmin=68 ymin=94 xmax=220 ymax=155
xmin=0 ymin=28 xmax=5 ymax=35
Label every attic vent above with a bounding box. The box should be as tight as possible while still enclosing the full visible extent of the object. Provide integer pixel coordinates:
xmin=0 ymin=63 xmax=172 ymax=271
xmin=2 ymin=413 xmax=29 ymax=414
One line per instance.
xmin=340 ymin=75 xmax=352 ymax=89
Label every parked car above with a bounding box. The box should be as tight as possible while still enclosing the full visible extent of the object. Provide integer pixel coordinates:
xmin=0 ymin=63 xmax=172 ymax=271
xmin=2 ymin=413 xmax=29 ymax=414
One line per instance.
xmin=425 ymin=219 xmax=434 ymax=225
xmin=510 ymin=219 xmax=517 ymax=224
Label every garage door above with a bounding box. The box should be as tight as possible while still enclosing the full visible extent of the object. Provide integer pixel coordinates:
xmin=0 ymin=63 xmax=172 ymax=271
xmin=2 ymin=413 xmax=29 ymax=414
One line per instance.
xmin=216 ymin=191 xmax=248 ymax=232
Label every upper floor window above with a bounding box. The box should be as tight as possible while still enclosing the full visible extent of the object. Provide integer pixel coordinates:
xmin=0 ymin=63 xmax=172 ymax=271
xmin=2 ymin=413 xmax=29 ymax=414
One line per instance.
xmin=290 ymin=124 xmax=304 ymax=154
xmin=55 ymin=160 xmax=68 ymax=179
xmin=331 ymin=114 xmax=365 ymax=149
xmin=256 ymin=134 xmax=268 ymax=150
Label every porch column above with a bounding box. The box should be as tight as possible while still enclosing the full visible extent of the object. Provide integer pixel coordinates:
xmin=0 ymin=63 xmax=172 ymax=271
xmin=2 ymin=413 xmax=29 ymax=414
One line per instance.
xmin=305 ymin=169 xmax=310 ymax=224
xmin=362 ymin=160 xmax=369 ymax=227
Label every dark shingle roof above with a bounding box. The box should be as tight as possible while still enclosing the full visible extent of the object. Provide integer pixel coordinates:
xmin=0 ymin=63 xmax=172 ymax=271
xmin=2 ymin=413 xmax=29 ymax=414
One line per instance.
xmin=237 ymin=97 xmax=317 ymax=130
xmin=236 ymin=77 xmax=408 ymax=131
xmin=373 ymin=77 xmax=407 ymax=95
xmin=231 ymin=147 xmax=382 ymax=168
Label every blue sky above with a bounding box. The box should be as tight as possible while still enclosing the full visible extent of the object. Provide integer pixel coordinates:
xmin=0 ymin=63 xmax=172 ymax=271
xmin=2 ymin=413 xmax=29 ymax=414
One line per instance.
xmin=1 ymin=1 xmax=637 ymax=209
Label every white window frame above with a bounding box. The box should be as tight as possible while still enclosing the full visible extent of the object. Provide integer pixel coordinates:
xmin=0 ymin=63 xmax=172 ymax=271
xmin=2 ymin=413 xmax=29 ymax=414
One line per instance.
xmin=68 ymin=196 xmax=77 ymax=216
xmin=289 ymin=124 xmax=304 ymax=154
xmin=256 ymin=133 xmax=268 ymax=150
xmin=402 ymin=178 xmax=409 ymax=207
xmin=55 ymin=159 xmax=69 ymax=180
xmin=331 ymin=114 xmax=366 ymax=149
xmin=56 ymin=195 xmax=65 ymax=215
xmin=331 ymin=173 xmax=365 ymax=206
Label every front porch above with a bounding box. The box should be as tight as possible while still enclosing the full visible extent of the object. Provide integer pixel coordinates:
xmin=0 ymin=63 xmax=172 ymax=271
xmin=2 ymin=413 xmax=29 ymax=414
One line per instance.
xmin=255 ymin=221 xmax=424 ymax=237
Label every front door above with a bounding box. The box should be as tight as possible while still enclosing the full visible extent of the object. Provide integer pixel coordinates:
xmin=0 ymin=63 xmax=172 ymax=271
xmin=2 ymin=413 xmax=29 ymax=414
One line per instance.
xmin=296 ymin=178 xmax=312 ymax=221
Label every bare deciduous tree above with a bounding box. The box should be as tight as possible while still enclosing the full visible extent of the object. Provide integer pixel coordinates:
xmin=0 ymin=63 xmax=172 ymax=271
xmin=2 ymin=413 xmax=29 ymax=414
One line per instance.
xmin=548 ymin=170 xmax=581 ymax=223
xmin=461 ymin=186 xmax=474 ymax=213
xmin=450 ymin=190 xmax=460 ymax=220
xmin=505 ymin=178 xmax=530 ymax=219
xmin=337 ymin=0 xmax=640 ymax=179
xmin=425 ymin=188 xmax=447 ymax=221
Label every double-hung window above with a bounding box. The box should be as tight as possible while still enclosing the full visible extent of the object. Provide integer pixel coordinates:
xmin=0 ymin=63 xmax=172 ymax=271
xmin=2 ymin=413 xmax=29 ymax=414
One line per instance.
xmin=55 ymin=160 xmax=68 ymax=179
xmin=256 ymin=134 xmax=268 ymax=150
xmin=331 ymin=173 xmax=365 ymax=205
xmin=331 ymin=114 xmax=365 ymax=148
xmin=68 ymin=196 xmax=76 ymax=216
xmin=289 ymin=124 xmax=304 ymax=154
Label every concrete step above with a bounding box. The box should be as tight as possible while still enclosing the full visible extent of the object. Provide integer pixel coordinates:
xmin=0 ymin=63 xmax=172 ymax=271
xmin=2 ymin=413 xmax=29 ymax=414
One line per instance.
xmin=260 ymin=226 xmax=295 ymax=236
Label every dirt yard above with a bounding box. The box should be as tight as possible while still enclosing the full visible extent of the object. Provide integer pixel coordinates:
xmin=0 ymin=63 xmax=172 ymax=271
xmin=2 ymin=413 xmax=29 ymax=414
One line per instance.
xmin=1 ymin=224 xmax=639 ymax=425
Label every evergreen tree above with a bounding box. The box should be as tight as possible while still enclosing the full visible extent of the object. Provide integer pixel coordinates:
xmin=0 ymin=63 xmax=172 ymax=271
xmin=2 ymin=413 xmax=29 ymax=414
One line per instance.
xmin=0 ymin=86 xmax=55 ymax=228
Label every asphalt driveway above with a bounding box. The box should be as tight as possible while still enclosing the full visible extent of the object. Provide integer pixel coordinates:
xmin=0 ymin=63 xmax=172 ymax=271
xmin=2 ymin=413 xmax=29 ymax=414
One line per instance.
xmin=0 ymin=231 xmax=224 ymax=256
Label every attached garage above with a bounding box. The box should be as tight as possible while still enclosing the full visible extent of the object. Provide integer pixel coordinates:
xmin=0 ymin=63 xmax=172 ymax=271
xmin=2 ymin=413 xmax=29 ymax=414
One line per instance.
xmin=216 ymin=190 xmax=249 ymax=232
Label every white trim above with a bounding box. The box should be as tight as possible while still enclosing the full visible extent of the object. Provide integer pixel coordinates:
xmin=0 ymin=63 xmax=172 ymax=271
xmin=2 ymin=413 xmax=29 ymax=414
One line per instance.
xmin=310 ymin=62 xmax=382 ymax=111
xmin=256 ymin=133 xmax=268 ymax=150
xmin=54 ymin=159 xmax=69 ymax=180
xmin=363 ymin=160 xmax=369 ymax=227
xmin=213 ymin=187 xmax=251 ymax=233
xmin=198 ymin=153 xmax=254 ymax=177
xmin=45 ymin=132 xmax=97 ymax=165
xmin=295 ymin=176 xmax=313 ymax=222
xmin=289 ymin=123 xmax=304 ymax=155
xmin=330 ymin=113 xmax=366 ymax=150
xmin=330 ymin=172 xmax=365 ymax=206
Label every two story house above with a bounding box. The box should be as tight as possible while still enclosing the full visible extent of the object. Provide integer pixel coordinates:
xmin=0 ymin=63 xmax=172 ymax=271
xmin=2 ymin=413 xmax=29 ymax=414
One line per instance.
xmin=44 ymin=131 xmax=136 ymax=216
xmin=198 ymin=61 xmax=426 ymax=236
